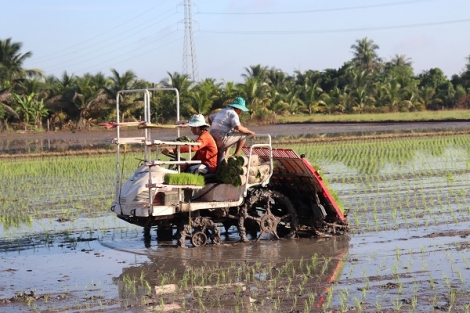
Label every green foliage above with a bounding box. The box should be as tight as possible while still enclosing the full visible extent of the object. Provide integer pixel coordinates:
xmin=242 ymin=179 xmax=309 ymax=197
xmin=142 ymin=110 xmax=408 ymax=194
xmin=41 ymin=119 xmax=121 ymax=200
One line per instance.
xmin=3 ymin=36 xmax=470 ymax=131
xmin=0 ymin=153 xmax=120 ymax=230
xmin=164 ymin=173 xmax=205 ymax=186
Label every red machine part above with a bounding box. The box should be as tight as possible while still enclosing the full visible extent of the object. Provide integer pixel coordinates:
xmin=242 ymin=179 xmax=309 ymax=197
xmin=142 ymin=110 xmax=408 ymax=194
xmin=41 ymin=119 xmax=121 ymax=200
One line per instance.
xmin=243 ymin=147 xmax=346 ymax=223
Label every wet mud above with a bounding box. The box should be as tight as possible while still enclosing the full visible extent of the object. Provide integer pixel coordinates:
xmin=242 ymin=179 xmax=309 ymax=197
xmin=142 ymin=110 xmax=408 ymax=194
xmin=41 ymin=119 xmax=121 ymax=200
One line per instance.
xmin=1 ymin=122 xmax=470 ymax=312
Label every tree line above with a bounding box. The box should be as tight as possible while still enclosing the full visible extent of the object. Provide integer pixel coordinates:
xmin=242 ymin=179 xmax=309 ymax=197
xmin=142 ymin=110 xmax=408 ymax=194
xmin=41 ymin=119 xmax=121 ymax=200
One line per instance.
xmin=1 ymin=37 xmax=470 ymax=131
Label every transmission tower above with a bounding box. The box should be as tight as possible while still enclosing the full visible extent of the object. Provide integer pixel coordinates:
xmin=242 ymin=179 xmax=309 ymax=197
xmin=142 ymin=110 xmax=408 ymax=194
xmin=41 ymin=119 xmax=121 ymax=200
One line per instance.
xmin=182 ymin=0 xmax=199 ymax=82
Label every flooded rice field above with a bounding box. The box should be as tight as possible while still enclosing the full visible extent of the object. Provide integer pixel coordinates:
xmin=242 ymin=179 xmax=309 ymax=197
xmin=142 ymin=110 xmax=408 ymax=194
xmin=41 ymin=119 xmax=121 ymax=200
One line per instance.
xmin=1 ymin=121 xmax=469 ymax=155
xmin=1 ymin=122 xmax=470 ymax=312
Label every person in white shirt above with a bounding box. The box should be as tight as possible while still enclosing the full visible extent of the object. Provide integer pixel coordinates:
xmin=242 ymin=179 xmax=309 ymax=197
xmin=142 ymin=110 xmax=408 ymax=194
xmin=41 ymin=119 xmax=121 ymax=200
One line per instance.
xmin=209 ymin=97 xmax=256 ymax=164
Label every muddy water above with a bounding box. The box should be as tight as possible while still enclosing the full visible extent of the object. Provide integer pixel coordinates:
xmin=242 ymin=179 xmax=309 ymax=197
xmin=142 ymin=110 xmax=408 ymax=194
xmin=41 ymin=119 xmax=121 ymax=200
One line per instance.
xmin=1 ymin=123 xmax=470 ymax=312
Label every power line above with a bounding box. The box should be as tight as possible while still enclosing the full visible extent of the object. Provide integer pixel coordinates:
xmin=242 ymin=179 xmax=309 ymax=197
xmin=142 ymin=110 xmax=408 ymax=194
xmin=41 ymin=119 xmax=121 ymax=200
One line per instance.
xmin=32 ymin=0 xmax=174 ymax=62
xmin=44 ymin=30 xmax=181 ymax=75
xmin=84 ymin=34 xmax=184 ymax=75
xmin=196 ymin=0 xmax=438 ymax=15
xmin=199 ymin=18 xmax=470 ymax=35
xmin=41 ymin=11 xmax=178 ymax=73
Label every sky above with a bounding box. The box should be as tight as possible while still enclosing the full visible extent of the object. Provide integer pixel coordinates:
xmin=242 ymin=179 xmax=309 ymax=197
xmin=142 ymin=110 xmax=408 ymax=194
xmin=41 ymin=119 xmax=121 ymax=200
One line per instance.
xmin=3 ymin=0 xmax=470 ymax=84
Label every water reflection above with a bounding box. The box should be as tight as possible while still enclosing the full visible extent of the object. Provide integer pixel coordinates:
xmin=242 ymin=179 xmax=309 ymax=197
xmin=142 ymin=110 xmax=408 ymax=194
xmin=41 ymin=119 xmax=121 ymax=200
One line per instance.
xmin=114 ymin=236 xmax=350 ymax=311
xmin=2 ymin=123 xmax=468 ymax=155
xmin=306 ymin=135 xmax=470 ymax=175
xmin=0 ymin=138 xmax=114 ymax=155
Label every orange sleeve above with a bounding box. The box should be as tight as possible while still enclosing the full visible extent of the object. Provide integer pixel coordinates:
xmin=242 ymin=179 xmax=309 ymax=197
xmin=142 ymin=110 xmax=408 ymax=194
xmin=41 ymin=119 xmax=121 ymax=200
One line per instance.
xmin=178 ymin=137 xmax=203 ymax=153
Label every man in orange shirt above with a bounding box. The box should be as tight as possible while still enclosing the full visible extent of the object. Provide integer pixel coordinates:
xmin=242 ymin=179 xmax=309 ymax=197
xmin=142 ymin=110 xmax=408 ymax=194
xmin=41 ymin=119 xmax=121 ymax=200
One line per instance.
xmin=163 ymin=114 xmax=218 ymax=174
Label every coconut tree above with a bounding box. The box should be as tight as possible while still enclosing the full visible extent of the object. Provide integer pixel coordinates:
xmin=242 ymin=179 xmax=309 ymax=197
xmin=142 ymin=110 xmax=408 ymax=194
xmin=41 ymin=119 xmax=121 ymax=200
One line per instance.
xmin=382 ymin=80 xmax=403 ymax=111
xmin=41 ymin=72 xmax=79 ymax=127
xmin=282 ymin=87 xmax=302 ymax=115
xmin=238 ymin=77 xmax=270 ymax=117
xmin=73 ymin=73 xmax=108 ymax=129
xmin=417 ymin=86 xmax=436 ymax=109
xmin=160 ymin=72 xmax=192 ymax=93
xmin=388 ymin=54 xmax=413 ymax=68
xmin=294 ymin=69 xmax=322 ymax=88
xmin=329 ymin=86 xmax=352 ymax=113
xmin=242 ymin=64 xmax=269 ymax=82
xmin=265 ymin=87 xmax=289 ymax=116
xmin=0 ymin=38 xmax=43 ymax=88
xmin=185 ymin=89 xmax=213 ymax=116
xmin=322 ymin=94 xmax=341 ymax=115
xmin=299 ymin=79 xmax=325 ymax=115
xmin=266 ymin=67 xmax=292 ymax=89
xmin=106 ymin=69 xmax=137 ymax=96
xmin=0 ymin=38 xmax=42 ymax=127
xmin=185 ymin=78 xmax=222 ymax=114
xmin=350 ymin=37 xmax=382 ymax=73
xmin=155 ymin=72 xmax=193 ymax=121
xmin=218 ymin=80 xmax=239 ymax=109
xmin=103 ymin=69 xmax=138 ymax=120
xmin=351 ymin=85 xmax=374 ymax=113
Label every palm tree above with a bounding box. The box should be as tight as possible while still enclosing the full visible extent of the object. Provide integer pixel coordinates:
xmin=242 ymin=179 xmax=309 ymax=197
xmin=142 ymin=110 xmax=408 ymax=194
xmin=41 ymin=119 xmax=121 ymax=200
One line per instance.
xmin=242 ymin=64 xmax=269 ymax=82
xmin=238 ymin=77 xmax=270 ymax=116
xmin=157 ymin=72 xmax=193 ymax=121
xmin=265 ymin=87 xmax=289 ymax=116
xmin=215 ymin=80 xmax=239 ymax=110
xmin=282 ymin=88 xmax=301 ymax=115
xmin=417 ymin=86 xmax=436 ymax=109
xmin=103 ymin=69 xmax=138 ymax=119
xmin=0 ymin=38 xmax=43 ymax=88
xmin=41 ymin=72 xmax=79 ymax=126
xmin=389 ymin=54 xmax=413 ymax=68
xmin=196 ymin=78 xmax=222 ymax=98
xmin=73 ymin=73 xmax=108 ymax=129
xmin=329 ymin=86 xmax=352 ymax=113
xmin=106 ymin=69 xmax=137 ymax=95
xmin=0 ymin=38 xmax=42 ymax=127
xmin=160 ymin=72 xmax=192 ymax=93
xmin=189 ymin=78 xmax=221 ymax=114
xmin=349 ymin=68 xmax=372 ymax=89
xmin=322 ymin=94 xmax=340 ymax=115
xmin=299 ymin=79 xmax=325 ymax=115
xmin=350 ymin=37 xmax=382 ymax=73
xmin=351 ymin=85 xmax=374 ymax=113
xmin=185 ymin=89 xmax=213 ymax=116
xmin=266 ymin=67 xmax=292 ymax=89
xmin=382 ymin=80 xmax=403 ymax=110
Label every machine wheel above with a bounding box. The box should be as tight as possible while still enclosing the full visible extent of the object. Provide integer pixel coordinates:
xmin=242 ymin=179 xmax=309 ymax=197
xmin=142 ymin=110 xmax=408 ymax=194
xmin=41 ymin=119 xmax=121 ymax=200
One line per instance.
xmin=260 ymin=212 xmax=280 ymax=236
xmin=241 ymin=189 xmax=298 ymax=241
xmin=191 ymin=231 xmax=208 ymax=247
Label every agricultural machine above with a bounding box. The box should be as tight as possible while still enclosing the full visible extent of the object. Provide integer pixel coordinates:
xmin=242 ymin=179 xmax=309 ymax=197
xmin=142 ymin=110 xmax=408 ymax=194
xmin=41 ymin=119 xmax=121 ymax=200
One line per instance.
xmin=108 ymin=88 xmax=348 ymax=247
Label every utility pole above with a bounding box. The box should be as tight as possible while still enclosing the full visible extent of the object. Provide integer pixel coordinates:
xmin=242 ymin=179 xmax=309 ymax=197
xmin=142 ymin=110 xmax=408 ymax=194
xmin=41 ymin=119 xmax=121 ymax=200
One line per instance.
xmin=182 ymin=0 xmax=199 ymax=82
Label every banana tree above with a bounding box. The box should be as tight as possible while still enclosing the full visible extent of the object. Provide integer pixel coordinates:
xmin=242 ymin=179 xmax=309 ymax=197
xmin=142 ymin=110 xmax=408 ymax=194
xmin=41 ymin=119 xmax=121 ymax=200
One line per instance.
xmin=13 ymin=92 xmax=35 ymax=130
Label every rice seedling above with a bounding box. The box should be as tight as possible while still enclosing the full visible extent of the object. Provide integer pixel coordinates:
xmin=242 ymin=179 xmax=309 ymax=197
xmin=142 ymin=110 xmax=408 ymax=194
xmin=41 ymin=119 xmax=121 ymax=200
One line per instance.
xmin=353 ymin=297 xmax=362 ymax=312
xmin=2 ymin=131 xmax=470 ymax=312
xmin=392 ymin=297 xmax=403 ymax=311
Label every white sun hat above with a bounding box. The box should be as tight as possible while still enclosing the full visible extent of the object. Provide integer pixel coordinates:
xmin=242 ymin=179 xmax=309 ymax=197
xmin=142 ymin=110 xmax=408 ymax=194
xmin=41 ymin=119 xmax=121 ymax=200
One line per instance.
xmin=188 ymin=114 xmax=209 ymax=127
